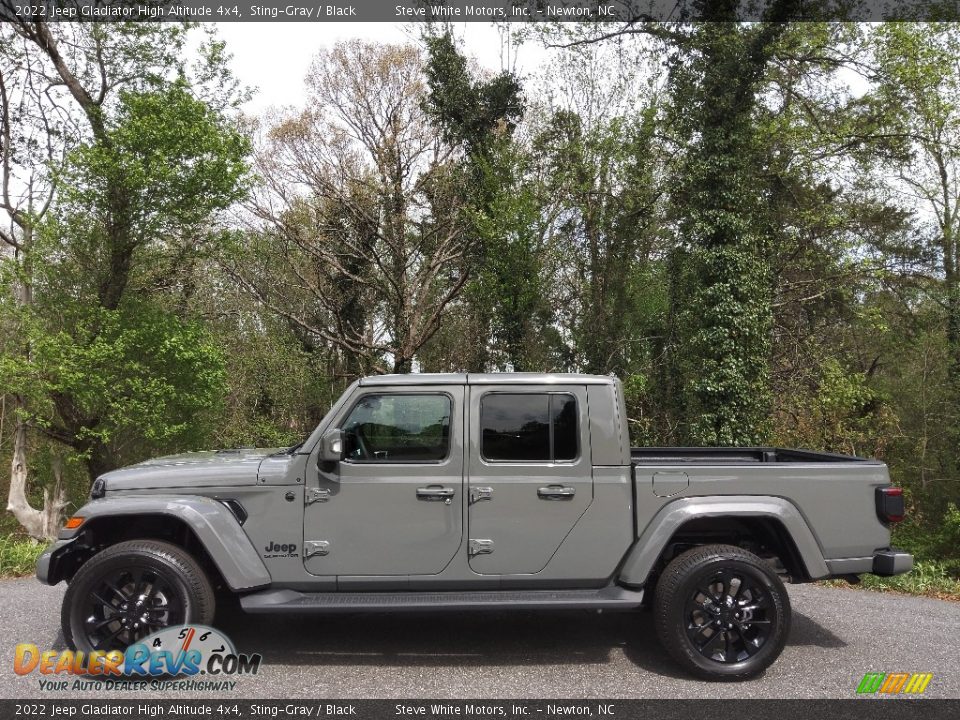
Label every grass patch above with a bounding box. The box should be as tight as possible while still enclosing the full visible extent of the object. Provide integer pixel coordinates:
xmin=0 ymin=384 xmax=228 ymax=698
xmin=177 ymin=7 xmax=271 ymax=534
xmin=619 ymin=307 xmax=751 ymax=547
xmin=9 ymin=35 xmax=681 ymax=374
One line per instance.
xmin=0 ymin=535 xmax=47 ymax=578
xmin=820 ymin=559 xmax=960 ymax=601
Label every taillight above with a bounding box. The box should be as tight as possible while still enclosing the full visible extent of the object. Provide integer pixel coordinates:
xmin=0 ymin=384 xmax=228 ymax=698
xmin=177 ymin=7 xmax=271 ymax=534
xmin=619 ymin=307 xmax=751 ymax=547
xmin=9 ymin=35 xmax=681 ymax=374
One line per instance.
xmin=876 ymin=486 xmax=905 ymax=523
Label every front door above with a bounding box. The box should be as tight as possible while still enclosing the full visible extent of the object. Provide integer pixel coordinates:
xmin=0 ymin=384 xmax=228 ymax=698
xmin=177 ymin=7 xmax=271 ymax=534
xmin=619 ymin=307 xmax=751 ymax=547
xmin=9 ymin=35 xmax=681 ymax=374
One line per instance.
xmin=467 ymin=385 xmax=592 ymax=575
xmin=303 ymin=387 xmax=464 ymax=576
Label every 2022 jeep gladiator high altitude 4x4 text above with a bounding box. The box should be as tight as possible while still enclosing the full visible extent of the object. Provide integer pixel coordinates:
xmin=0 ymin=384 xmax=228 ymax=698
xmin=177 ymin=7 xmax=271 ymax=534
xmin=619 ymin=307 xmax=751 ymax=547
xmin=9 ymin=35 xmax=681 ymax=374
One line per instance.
xmin=37 ymin=373 xmax=912 ymax=680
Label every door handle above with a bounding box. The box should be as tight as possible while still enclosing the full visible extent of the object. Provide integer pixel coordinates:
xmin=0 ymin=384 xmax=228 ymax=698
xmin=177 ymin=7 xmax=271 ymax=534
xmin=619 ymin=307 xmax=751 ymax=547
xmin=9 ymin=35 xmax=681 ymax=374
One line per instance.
xmin=538 ymin=485 xmax=576 ymax=500
xmin=417 ymin=486 xmax=455 ymax=504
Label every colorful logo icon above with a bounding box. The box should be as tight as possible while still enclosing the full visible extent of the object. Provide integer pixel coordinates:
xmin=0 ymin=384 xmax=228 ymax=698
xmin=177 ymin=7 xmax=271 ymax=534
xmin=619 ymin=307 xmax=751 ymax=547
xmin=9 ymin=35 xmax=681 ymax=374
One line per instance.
xmin=15 ymin=624 xmax=261 ymax=678
xmin=856 ymin=672 xmax=933 ymax=695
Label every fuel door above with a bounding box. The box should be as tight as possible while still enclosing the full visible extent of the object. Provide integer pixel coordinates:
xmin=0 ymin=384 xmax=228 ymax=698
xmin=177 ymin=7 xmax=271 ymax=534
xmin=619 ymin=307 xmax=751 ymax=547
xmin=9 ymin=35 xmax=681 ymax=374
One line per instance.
xmin=652 ymin=471 xmax=689 ymax=498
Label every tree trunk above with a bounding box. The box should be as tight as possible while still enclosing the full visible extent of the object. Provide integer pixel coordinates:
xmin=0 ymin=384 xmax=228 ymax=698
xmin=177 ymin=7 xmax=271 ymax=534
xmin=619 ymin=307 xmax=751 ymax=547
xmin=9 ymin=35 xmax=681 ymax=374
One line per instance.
xmin=84 ymin=439 xmax=115 ymax=486
xmin=948 ymin=282 xmax=960 ymax=382
xmin=392 ymin=354 xmax=412 ymax=374
xmin=5 ymin=226 xmax=67 ymax=540
xmin=41 ymin=454 xmax=68 ymax=540
xmin=943 ymin=227 xmax=960 ymax=386
xmin=6 ymin=400 xmax=66 ymax=541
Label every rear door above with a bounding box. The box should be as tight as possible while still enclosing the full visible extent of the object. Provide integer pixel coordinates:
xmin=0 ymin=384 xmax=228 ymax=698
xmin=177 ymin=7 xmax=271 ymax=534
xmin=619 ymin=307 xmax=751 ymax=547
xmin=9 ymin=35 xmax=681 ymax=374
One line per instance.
xmin=466 ymin=384 xmax=592 ymax=575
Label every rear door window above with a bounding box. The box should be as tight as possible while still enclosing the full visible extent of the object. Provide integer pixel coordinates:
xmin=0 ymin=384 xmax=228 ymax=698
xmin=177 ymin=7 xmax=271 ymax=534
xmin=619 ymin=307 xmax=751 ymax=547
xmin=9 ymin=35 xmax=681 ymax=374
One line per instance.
xmin=480 ymin=393 xmax=578 ymax=462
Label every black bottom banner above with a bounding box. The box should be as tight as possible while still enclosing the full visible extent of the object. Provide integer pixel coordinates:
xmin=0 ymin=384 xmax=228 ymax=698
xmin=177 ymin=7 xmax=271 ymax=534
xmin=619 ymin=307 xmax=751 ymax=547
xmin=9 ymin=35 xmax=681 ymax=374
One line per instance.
xmin=2 ymin=699 xmax=959 ymax=720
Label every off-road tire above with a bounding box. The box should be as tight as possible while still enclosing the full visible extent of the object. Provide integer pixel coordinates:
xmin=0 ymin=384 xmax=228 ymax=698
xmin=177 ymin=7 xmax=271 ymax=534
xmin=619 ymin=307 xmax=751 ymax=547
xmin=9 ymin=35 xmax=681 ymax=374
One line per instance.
xmin=62 ymin=539 xmax=215 ymax=653
xmin=653 ymin=543 xmax=791 ymax=681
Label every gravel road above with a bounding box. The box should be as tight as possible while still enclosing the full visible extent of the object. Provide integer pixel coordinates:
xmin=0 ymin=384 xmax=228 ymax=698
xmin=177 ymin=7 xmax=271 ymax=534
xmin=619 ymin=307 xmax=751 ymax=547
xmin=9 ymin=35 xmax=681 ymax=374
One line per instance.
xmin=0 ymin=578 xmax=955 ymax=699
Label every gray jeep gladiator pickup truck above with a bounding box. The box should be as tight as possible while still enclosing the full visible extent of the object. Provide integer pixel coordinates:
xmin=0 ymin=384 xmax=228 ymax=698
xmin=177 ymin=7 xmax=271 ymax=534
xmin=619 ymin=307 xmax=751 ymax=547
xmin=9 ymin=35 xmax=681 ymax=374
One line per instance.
xmin=37 ymin=373 xmax=912 ymax=680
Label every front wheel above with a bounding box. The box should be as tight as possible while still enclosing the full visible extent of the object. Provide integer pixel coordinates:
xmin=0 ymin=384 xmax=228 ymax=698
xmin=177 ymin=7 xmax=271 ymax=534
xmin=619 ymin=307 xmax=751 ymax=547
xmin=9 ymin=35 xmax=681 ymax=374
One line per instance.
xmin=61 ymin=539 xmax=216 ymax=653
xmin=653 ymin=544 xmax=791 ymax=680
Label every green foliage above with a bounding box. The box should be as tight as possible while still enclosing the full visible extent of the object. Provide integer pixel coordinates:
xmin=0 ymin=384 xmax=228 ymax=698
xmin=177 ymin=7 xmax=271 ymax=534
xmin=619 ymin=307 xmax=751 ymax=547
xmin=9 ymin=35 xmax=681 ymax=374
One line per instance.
xmin=815 ymin=361 xmax=888 ymax=449
xmin=0 ymin=536 xmax=46 ymax=578
xmin=61 ymin=83 xmax=249 ymax=237
xmin=466 ymin=143 xmax=555 ymax=371
xmin=774 ymin=358 xmax=898 ymax=457
xmin=859 ymin=24 xmax=960 ymax=555
xmin=822 ymin=559 xmax=960 ymax=600
xmin=210 ymin=312 xmax=341 ymax=449
xmin=542 ymin=107 xmax=665 ymax=379
xmin=622 ymin=372 xmax=661 ymax=446
xmin=15 ymin=82 xmax=250 ymax=475
xmin=681 ymin=245 xmax=774 ymax=445
xmin=895 ymin=504 xmax=960 ymax=564
xmin=422 ymin=32 xmax=524 ymax=152
xmin=666 ymin=23 xmax=782 ymax=445
xmin=1 ymin=301 xmax=226 ymax=463
xmin=422 ymin=31 xmax=546 ymax=372
xmin=933 ymin=504 xmax=960 ymax=559
xmin=0 ymin=28 xmax=250 ymax=495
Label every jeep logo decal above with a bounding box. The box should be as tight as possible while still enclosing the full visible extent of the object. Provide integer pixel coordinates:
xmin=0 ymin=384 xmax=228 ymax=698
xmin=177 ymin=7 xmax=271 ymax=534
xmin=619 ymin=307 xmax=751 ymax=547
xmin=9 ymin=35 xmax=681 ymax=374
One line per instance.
xmin=263 ymin=541 xmax=298 ymax=558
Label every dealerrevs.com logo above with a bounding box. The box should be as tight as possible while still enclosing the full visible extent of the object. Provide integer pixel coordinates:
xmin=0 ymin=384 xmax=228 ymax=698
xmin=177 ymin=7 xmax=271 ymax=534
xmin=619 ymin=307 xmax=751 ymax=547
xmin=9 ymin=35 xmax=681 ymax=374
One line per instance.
xmin=15 ymin=625 xmax=262 ymax=692
xmin=856 ymin=672 xmax=934 ymax=695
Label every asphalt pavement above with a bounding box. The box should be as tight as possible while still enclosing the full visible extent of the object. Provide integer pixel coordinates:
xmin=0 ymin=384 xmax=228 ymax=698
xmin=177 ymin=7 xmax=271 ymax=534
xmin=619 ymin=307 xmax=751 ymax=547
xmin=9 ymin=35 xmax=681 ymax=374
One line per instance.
xmin=0 ymin=578 xmax=956 ymax=699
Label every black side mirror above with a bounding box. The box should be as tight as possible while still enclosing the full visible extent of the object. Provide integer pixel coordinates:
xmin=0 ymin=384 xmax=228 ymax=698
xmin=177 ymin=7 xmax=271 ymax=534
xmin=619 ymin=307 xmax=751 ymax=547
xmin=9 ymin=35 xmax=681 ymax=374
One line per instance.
xmin=319 ymin=428 xmax=344 ymax=462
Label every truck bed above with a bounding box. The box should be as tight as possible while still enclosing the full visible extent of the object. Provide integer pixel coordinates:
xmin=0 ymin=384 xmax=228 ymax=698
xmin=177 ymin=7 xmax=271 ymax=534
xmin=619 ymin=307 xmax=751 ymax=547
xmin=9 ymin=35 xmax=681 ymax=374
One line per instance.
xmin=630 ymin=446 xmax=882 ymax=465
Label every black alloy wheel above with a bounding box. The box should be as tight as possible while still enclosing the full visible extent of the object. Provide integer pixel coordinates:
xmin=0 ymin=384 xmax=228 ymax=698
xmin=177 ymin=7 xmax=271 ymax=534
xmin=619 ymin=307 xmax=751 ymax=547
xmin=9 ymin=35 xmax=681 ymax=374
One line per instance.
xmin=683 ymin=568 xmax=774 ymax=664
xmin=653 ymin=543 xmax=791 ymax=680
xmin=80 ymin=565 xmax=186 ymax=651
xmin=62 ymin=540 xmax=215 ymax=653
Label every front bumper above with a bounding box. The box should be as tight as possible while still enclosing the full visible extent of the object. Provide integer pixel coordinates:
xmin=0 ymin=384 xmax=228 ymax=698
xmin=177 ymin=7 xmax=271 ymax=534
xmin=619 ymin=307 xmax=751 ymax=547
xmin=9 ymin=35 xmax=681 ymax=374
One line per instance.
xmin=35 ymin=537 xmax=79 ymax=585
xmin=873 ymin=548 xmax=913 ymax=576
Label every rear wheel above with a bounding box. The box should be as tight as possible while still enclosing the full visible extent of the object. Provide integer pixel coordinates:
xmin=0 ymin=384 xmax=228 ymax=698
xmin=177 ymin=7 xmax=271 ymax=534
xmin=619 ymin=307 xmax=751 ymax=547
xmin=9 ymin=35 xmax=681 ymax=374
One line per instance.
xmin=653 ymin=543 xmax=790 ymax=680
xmin=62 ymin=540 xmax=215 ymax=653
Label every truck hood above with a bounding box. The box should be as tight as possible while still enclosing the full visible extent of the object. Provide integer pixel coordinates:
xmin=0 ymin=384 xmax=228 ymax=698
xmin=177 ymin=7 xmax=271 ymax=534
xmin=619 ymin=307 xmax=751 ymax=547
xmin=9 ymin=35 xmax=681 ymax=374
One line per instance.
xmin=99 ymin=448 xmax=285 ymax=491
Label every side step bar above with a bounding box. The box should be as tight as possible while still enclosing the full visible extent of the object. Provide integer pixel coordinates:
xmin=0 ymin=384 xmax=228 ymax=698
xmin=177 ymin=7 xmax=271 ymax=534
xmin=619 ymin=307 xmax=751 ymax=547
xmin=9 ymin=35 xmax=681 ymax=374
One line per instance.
xmin=240 ymin=585 xmax=645 ymax=614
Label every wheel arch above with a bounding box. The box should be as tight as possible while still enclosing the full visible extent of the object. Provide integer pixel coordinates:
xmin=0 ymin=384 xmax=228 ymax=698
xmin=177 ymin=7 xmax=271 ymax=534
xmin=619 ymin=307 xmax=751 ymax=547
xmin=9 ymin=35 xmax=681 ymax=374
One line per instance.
xmin=40 ymin=496 xmax=271 ymax=591
xmin=618 ymin=496 xmax=829 ymax=587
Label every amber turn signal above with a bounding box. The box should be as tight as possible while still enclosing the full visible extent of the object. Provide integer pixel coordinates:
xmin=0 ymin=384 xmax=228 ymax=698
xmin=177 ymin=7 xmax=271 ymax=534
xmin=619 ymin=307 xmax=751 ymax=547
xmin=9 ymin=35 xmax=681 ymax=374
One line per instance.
xmin=63 ymin=516 xmax=84 ymax=530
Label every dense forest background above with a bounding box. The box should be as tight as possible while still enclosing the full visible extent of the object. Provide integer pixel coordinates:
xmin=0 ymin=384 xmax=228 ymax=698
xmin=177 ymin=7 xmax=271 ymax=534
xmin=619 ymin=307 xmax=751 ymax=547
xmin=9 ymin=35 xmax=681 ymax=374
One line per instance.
xmin=1 ymin=19 xmax=958 ymax=581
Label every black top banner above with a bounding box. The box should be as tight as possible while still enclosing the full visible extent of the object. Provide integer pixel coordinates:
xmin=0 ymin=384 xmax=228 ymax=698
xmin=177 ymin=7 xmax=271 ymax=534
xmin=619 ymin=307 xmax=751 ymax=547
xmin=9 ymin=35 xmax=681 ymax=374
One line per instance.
xmin=0 ymin=0 xmax=958 ymax=23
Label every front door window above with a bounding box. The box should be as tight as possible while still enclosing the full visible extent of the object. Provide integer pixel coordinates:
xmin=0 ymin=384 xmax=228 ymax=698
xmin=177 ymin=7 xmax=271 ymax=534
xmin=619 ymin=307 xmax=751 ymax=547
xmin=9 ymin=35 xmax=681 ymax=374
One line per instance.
xmin=342 ymin=394 xmax=451 ymax=463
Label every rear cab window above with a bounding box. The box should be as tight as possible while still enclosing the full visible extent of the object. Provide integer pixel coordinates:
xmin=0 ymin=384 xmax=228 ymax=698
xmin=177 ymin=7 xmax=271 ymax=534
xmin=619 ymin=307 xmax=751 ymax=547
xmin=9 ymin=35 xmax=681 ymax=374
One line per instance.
xmin=480 ymin=393 xmax=579 ymax=462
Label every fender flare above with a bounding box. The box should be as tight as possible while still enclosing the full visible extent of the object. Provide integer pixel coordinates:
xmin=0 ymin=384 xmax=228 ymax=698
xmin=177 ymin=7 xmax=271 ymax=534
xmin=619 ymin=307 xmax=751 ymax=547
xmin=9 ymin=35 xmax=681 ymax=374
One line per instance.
xmin=617 ymin=495 xmax=829 ymax=586
xmin=48 ymin=495 xmax=271 ymax=591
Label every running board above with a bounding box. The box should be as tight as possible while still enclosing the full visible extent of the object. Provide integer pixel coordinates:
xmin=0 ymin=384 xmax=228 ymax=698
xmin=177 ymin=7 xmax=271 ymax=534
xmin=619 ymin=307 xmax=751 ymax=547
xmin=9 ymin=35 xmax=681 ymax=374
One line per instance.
xmin=239 ymin=586 xmax=645 ymax=614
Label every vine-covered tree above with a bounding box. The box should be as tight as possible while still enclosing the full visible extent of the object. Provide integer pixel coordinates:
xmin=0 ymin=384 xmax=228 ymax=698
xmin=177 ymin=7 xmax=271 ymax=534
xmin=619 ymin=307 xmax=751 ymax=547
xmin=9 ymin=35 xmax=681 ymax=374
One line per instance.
xmin=0 ymin=23 xmax=248 ymax=538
